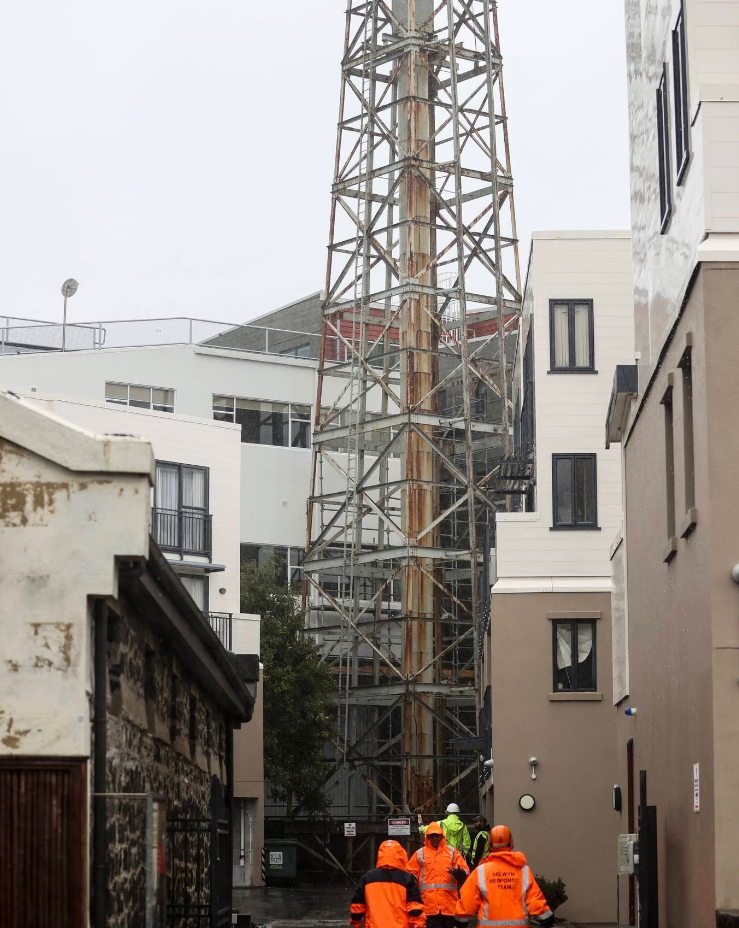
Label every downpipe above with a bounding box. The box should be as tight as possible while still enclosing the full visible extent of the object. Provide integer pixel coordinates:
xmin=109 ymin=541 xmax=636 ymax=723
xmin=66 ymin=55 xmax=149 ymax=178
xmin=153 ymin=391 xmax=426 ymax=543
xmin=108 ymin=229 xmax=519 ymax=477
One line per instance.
xmin=93 ymin=599 xmax=108 ymax=928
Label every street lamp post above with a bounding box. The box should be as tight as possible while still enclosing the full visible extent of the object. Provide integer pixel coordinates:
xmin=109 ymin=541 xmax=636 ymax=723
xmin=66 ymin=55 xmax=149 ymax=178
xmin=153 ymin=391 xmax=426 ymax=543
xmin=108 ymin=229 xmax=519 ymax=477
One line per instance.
xmin=61 ymin=278 xmax=79 ymax=352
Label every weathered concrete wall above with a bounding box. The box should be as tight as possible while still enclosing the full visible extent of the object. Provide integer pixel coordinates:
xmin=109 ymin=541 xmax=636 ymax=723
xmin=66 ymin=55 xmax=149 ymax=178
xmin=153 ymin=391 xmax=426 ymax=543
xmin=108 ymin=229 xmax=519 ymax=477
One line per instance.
xmin=0 ymin=425 xmax=151 ymax=757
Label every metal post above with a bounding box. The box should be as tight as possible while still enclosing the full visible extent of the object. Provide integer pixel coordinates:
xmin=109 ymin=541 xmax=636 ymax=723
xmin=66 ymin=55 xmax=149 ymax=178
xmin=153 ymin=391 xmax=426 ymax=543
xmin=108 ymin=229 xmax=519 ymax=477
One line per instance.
xmin=62 ymin=294 xmax=67 ymax=352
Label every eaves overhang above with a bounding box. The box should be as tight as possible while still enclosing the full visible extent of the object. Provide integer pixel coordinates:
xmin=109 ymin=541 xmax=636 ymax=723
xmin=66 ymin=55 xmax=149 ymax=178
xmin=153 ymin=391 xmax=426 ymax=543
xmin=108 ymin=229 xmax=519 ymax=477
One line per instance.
xmin=117 ymin=539 xmax=257 ymax=723
xmin=605 ymin=365 xmax=638 ymax=449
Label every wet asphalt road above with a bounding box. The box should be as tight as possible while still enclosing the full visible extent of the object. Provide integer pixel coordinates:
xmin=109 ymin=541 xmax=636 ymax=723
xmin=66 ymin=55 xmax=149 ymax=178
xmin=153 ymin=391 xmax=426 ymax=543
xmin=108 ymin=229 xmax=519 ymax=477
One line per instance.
xmin=233 ymin=886 xmax=353 ymax=926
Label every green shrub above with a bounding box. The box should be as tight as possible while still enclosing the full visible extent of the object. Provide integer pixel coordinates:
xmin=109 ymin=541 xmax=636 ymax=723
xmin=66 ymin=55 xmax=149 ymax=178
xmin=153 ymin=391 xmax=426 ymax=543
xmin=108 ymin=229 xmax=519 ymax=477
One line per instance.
xmin=534 ymin=875 xmax=568 ymax=913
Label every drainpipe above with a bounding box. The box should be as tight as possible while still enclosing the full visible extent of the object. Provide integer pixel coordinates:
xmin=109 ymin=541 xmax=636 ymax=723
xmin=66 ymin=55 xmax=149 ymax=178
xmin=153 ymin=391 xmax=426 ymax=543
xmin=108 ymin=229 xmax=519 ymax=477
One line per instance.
xmin=93 ymin=599 xmax=108 ymax=928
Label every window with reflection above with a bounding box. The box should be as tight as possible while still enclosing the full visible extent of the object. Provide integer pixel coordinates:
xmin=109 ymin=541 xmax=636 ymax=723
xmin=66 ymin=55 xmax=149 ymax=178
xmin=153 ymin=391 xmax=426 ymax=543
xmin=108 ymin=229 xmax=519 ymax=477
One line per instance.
xmin=553 ymin=620 xmax=596 ymax=692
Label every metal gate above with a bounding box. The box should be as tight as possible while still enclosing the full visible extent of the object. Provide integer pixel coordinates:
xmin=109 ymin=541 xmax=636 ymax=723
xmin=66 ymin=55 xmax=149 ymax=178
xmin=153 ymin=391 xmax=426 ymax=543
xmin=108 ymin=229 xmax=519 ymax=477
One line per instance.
xmin=166 ymin=776 xmax=231 ymax=928
xmin=0 ymin=757 xmax=86 ymax=928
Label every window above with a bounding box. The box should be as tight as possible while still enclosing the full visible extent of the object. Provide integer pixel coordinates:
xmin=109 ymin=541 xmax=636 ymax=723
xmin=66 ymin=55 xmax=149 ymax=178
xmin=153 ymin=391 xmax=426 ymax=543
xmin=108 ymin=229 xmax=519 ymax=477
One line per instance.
xmin=553 ymin=620 xmax=596 ymax=692
xmin=153 ymin=462 xmax=211 ymax=556
xmin=105 ymin=381 xmax=174 ymax=413
xmin=657 ymin=65 xmax=672 ymax=231
xmin=673 ymin=3 xmax=690 ymax=183
xmin=552 ymin=454 xmax=598 ymax=529
xmin=241 ymin=544 xmax=303 ymax=587
xmin=549 ymin=300 xmax=594 ymax=372
xmin=679 ymin=344 xmax=696 ymax=535
xmin=661 ymin=379 xmax=676 ymax=553
xmin=280 ymin=343 xmax=313 ymax=358
xmin=213 ymin=396 xmax=311 ymax=448
xmin=180 ymin=574 xmax=209 ymax=612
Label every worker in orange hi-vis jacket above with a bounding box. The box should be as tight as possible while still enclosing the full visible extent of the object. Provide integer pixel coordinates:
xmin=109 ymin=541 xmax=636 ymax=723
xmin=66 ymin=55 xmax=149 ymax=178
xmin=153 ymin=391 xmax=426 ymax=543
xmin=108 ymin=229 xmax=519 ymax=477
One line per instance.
xmin=350 ymin=840 xmax=426 ymax=928
xmin=453 ymin=826 xmax=553 ymax=928
xmin=407 ymin=821 xmax=469 ymax=928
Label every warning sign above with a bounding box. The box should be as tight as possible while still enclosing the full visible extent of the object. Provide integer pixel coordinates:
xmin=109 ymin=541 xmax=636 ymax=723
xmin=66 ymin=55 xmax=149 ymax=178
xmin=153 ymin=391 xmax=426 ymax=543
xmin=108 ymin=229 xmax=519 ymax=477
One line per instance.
xmin=388 ymin=817 xmax=411 ymax=836
xmin=270 ymin=851 xmax=284 ymax=868
xmin=344 ymin=823 xmax=357 ymax=837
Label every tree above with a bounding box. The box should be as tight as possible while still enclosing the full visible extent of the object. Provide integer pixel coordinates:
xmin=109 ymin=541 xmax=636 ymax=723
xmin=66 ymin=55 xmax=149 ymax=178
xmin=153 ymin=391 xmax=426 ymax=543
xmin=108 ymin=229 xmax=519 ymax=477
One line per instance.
xmin=241 ymin=559 xmax=334 ymax=815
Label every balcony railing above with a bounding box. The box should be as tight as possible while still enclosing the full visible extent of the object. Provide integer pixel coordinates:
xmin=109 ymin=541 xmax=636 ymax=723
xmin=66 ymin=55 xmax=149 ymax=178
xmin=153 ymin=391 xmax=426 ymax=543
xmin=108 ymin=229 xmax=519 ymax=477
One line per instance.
xmin=207 ymin=612 xmax=233 ymax=650
xmin=152 ymin=508 xmax=212 ymax=557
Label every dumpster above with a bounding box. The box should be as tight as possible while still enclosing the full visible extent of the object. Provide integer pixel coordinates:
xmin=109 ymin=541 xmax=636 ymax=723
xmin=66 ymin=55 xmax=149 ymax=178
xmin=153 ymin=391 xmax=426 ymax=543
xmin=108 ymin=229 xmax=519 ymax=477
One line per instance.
xmin=262 ymin=840 xmax=298 ymax=886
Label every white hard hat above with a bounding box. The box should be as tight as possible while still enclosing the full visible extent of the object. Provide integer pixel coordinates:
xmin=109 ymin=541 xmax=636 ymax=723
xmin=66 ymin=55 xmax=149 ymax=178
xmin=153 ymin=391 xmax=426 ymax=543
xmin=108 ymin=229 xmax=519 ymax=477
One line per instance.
xmin=446 ymin=802 xmax=461 ymax=814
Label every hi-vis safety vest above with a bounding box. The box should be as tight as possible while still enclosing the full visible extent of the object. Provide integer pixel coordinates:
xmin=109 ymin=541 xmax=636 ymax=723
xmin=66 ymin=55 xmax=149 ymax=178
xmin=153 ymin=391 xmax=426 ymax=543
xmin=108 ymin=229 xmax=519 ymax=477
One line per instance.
xmin=408 ymin=831 xmax=469 ymax=917
xmin=455 ymin=851 xmax=552 ymax=928
xmin=417 ymin=846 xmax=457 ymax=892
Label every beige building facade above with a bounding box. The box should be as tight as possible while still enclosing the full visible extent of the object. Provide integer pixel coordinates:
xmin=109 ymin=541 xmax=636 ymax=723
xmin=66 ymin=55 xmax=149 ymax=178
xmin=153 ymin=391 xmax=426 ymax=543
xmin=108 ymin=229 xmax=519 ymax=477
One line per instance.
xmin=607 ymin=2 xmax=739 ymax=925
xmin=482 ymin=232 xmax=635 ymax=924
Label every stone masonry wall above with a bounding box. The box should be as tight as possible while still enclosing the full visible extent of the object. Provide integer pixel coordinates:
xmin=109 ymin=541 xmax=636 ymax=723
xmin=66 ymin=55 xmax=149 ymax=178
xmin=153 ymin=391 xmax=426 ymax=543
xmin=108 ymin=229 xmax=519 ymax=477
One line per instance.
xmin=103 ymin=598 xmax=229 ymax=928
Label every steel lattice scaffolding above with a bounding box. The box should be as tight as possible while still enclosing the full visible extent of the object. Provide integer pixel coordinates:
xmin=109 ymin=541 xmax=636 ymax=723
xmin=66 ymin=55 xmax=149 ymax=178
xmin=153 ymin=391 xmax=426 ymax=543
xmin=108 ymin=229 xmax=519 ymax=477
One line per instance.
xmin=303 ymin=0 xmax=521 ymax=821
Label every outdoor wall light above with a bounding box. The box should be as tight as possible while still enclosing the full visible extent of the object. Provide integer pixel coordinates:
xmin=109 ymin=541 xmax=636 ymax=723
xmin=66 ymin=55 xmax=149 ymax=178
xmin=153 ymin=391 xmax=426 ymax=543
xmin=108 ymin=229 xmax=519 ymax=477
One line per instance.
xmin=519 ymin=794 xmax=536 ymax=812
xmin=528 ymin=757 xmax=538 ymax=780
xmin=731 ymin=564 xmax=739 ymax=584
xmin=625 ymin=708 xmax=638 ymax=717
xmin=219 ymin=587 xmax=227 ymax=595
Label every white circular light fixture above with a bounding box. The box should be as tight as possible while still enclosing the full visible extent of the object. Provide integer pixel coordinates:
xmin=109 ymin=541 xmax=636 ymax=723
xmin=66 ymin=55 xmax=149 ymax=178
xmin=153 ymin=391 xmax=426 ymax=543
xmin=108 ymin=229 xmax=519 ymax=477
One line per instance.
xmin=519 ymin=794 xmax=536 ymax=812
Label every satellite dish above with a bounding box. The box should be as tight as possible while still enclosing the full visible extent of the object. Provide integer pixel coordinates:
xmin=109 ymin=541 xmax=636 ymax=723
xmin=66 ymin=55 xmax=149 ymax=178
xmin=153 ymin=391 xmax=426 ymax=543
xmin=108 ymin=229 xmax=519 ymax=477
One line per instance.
xmin=61 ymin=278 xmax=79 ymax=298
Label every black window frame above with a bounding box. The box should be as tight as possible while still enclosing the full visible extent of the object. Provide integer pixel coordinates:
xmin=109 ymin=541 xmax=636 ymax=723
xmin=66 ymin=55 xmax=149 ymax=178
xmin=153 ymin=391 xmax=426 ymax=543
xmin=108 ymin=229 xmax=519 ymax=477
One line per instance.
xmin=548 ymin=299 xmax=595 ymax=373
xmin=657 ymin=64 xmax=673 ymax=232
xmin=672 ymin=2 xmax=690 ymax=184
xmin=213 ymin=395 xmax=312 ymax=449
xmin=153 ymin=460 xmax=211 ymax=558
xmin=551 ymin=453 xmax=599 ymax=530
xmin=552 ymin=619 xmax=597 ymax=693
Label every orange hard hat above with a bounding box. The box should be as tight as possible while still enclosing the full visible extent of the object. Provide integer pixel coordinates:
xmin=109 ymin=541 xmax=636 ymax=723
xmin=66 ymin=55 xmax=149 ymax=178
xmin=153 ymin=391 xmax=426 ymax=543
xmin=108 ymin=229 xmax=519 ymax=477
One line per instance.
xmin=490 ymin=825 xmax=513 ymax=849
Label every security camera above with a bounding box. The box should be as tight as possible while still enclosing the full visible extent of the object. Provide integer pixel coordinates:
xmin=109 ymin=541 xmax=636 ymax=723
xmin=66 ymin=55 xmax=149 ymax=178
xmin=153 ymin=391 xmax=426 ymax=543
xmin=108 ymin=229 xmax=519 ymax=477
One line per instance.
xmin=528 ymin=757 xmax=538 ymax=766
xmin=483 ymin=758 xmax=494 ymax=769
xmin=732 ymin=564 xmax=739 ymax=584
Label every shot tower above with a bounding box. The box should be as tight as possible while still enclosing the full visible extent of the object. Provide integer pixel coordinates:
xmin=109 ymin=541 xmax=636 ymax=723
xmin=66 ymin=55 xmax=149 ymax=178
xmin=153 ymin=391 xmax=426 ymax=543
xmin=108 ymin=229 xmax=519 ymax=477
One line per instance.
xmin=304 ymin=0 xmax=520 ymax=822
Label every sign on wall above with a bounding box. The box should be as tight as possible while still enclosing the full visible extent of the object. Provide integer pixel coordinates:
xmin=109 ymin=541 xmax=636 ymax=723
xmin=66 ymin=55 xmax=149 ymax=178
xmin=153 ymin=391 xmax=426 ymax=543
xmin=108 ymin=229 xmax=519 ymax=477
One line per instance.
xmin=693 ymin=763 xmax=700 ymax=812
xmin=344 ymin=822 xmax=357 ymax=837
xmin=388 ymin=817 xmax=411 ymax=836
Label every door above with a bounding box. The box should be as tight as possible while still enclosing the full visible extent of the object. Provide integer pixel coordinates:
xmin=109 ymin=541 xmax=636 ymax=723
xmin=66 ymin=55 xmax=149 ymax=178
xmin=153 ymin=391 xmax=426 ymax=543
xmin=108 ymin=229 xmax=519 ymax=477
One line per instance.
xmin=0 ymin=758 xmax=86 ymax=928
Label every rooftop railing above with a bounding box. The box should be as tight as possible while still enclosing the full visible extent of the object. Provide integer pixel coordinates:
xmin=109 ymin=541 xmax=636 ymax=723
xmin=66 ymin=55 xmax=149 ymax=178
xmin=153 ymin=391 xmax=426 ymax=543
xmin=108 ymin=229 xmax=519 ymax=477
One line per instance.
xmin=0 ymin=314 xmax=324 ymax=361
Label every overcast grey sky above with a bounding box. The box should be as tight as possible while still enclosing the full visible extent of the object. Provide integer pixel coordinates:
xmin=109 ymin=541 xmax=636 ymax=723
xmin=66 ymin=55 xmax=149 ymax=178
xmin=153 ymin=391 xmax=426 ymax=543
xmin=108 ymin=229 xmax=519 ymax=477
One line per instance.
xmin=0 ymin=1 xmax=630 ymax=325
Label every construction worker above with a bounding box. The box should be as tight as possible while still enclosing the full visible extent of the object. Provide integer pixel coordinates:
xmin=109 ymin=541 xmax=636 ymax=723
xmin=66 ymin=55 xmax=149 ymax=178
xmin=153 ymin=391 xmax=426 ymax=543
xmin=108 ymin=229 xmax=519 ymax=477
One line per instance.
xmin=468 ymin=815 xmax=490 ymax=869
xmin=350 ymin=840 xmax=426 ymax=928
xmin=408 ymin=822 xmax=469 ymax=928
xmin=418 ymin=803 xmax=471 ymax=857
xmin=453 ymin=825 xmax=553 ymax=928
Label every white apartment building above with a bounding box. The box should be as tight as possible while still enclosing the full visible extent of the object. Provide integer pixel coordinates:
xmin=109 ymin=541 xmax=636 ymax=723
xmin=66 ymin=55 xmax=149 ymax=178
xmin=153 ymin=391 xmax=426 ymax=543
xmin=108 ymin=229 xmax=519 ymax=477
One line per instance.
xmin=480 ymin=231 xmax=635 ymax=924
xmin=0 ymin=331 xmax=318 ymax=578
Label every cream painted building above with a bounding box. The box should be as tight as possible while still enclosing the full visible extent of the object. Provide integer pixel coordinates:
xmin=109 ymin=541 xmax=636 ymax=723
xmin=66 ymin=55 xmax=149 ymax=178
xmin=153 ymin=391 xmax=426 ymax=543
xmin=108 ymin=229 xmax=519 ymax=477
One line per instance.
xmin=605 ymin=1 xmax=739 ymax=924
xmin=5 ymin=385 xmax=266 ymax=887
xmin=0 ymin=389 xmax=257 ymax=921
xmin=481 ymin=231 xmax=635 ymax=925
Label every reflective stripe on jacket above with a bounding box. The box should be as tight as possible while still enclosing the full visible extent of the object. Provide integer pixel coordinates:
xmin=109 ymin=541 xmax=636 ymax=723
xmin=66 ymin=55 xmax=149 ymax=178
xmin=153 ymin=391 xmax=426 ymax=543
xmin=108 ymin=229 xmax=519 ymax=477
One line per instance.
xmin=454 ymin=851 xmax=552 ymax=928
xmin=351 ymin=840 xmax=426 ymax=928
xmin=408 ymin=823 xmax=469 ymax=916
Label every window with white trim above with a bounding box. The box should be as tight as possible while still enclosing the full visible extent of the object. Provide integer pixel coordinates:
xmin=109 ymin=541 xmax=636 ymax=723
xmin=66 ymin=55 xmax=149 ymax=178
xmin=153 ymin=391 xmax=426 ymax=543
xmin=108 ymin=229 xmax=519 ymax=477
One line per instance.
xmin=213 ymin=396 xmax=311 ymax=448
xmin=241 ymin=544 xmax=304 ymax=587
xmin=106 ymin=381 xmax=175 ymax=413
